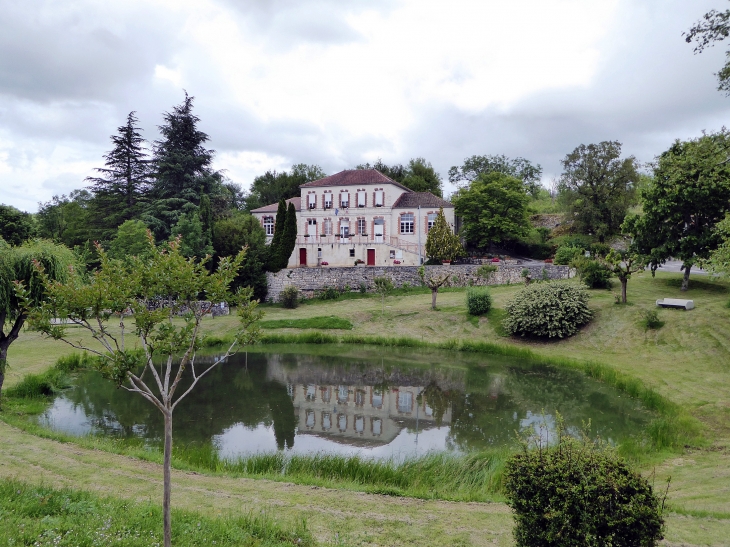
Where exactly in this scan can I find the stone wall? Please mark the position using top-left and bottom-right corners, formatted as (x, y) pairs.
(266, 264), (571, 302)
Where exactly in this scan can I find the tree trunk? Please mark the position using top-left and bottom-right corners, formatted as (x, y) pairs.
(0, 344), (7, 408)
(163, 410), (173, 547)
(621, 278), (628, 303)
(681, 263), (692, 292)
(431, 289), (438, 309)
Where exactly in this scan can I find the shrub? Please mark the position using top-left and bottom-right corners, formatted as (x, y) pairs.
(553, 245), (584, 265)
(359, 282), (367, 294)
(504, 422), (665, 547)
(476, 264), (498, 278)
(503, 281), (593, 338)
(589, 242), (611, 258)
(279, 285), (299, 309)
(640, 309), (665, 330)
(317, 286), (341, 300)
(574, 258), (612, 289)
(466, 287), (492, 316)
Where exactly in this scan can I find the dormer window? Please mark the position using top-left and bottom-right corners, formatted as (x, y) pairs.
(308, 193), (316, 209)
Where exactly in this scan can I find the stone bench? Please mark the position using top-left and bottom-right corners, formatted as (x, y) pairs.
(656, 298), (694, 310)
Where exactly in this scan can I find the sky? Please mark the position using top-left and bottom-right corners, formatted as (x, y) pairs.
(1, 0), (728, 212)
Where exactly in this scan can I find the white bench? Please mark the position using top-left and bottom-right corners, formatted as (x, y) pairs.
(656, 298), (694, 310)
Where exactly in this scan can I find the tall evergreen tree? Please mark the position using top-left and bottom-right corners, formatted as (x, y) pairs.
(281, 201), (298, 269)
(199, 192), (213, 252)
(86, 112), (152, 238)
(148, 92), (220, 239)
(266, 199), (288, 272)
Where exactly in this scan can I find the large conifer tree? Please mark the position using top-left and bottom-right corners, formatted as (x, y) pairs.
(86, 112), (152, 238)
(281, 201), (298, 268)
(266, 199), (287, 272)
(148, 92), (220, 239)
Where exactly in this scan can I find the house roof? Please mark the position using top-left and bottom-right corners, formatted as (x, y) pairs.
(300, 169), (410, 191)
(250, 197), (301, 214)
(392, 192), (453, 209)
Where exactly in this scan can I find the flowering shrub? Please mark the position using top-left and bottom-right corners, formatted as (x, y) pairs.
(491, 257), (500, 263)
(320, 261), (329, 266)
(393, 260), (401, 264)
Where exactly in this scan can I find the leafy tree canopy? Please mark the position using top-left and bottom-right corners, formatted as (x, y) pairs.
(36, 190), (94, 249)
(244, 164), (326, 211)
(109, 220), (152, 261)
(704, 213), (730, 276)
(558, 141), (639, 242)
(452, 172), (531, 251)
(0, 204), (35, 246)
(170, 211), (213, 259)
(448, 154), (543, 198)
(685, 5), (730, 93)
(357, 157), (443, 196)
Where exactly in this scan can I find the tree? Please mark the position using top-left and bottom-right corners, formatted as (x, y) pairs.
(281, 201), (298, 268)
(373, 276), (394, 315)
(266, 199), (288, 272)
(356, 159), (407, 183)
(0, 240), (75, 403)
(452, 172), (531, 251)
(425, 207), (464, 263)
(629, 130), (730, 291)
(170, 211), (213, 259)
(704, 214), (730, 276)
(0, 204), (35, 246)
(685, 6), (730, 93)
(243, 164), (326, 211)
(28, 238), (262, 547)
(418, 265), (452, 310)
(199, 192), (213, 253)
(558, 141), (639, 242)
(449, 154), (543, 198)
(86, 111), (152, 238)
(600, 248), (646, 303)
(37, 191), (94, 249)
(402, 158), (443, 196)
(109, 220), (152, 260)
(213, 214), (268, 302)
(149, 92), (221, 239)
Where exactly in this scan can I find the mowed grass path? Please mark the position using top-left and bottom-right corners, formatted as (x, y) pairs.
(3, 271), (730, 544)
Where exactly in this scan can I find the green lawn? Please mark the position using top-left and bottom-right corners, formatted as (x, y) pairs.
(2, 271), (730, 545)
(259, 315), (353, 329)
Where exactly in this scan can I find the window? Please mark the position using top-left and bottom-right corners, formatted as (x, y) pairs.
(322, 412), (331, 430)
(398, 391), (413, 413)
(400, 213), (414, 234)
(355, 415), (365, 434)
(341, 193), (349, 208)
(427, 213), (438, 232)
(357, 218), (366, 235)
(308, 193), (316, 209)
(306, 384), (316, 401)
(357, 191), (366, 207)
(263, 216), (274, 236)
(372, 418), (382, 436)
(321, 386), (331, 402)
(372, 390), (383, 408)
(355, 390), (365, 407)
(324, 193), (332, 209)
(317, 248), (322, 258)
(323, 219), (333, 235)
(338, 385), (349, 403)
(308, 218), (316, 235)
(338, 414), (347, 431)
(305, 410), (315, 429)
(375, 191), (384, 207)
(349, 248), (355, 257)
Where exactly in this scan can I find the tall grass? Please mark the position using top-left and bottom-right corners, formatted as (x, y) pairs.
(4, 353), (96, 399)
(0, 478), (313, 547)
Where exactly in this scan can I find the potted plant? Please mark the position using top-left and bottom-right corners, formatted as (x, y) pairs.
(393, 260), (401, 265)
(321, 261), (329, 266)
(303, 234), (310, 238)
(354, 259), (365, 266)
(321, 233), (327, 238)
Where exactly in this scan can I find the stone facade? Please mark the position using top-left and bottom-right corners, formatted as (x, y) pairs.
(265, 264), (571, 302)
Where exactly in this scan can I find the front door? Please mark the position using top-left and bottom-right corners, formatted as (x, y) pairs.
(367, 248), (375, 266)
(299, 248), (307, 267)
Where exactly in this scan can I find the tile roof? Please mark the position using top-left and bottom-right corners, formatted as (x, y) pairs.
(392, 192), (454, 209)
(300, 169), (410, 191)
(250, 196), (301, 214)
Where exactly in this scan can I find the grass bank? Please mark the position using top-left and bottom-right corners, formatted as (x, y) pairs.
(259, 316), (353, 330)
(0, 478), (312, 547)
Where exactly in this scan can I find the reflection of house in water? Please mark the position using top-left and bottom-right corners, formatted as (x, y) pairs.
(268, 357), (456, 446)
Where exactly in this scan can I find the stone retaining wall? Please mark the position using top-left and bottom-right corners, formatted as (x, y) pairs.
(266, 264), (571, 302)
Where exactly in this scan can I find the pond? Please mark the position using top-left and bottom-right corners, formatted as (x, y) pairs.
(38, 344), (653, 459)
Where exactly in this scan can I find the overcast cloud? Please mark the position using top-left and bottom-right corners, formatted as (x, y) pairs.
(0, 0), (728, 212)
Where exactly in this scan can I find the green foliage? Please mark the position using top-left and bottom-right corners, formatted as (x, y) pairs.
(356, 157), (443, 196)
(503, 281), (593, 338)
(170, 211), (213, 258)
(109, 220), (152, 260)
(36, 191), (94, 249)
(475, 264), (498, 278)
(453, 172), (531, 250)
(640, 309), (664, 330)
(629, 130), (730, 288)
(0, 479), (313, 547)
(704, 213), (730, 277)
(244, 164), (326, 211)
(373, 276), (394, 314)
(282, 201), (298, 266)
(504, 422), (665, 547)
(279, 285), (300, 309)
(317, 286), (342, 300)
(267, 199), (288, 272)
(553, 245), (584, 265)
(573, 259), (613, 289)
(449, 154), (543, 198)
(425, 207), (464, 262)
(558, 141), (639, 241)
(685, 7), (730, 94)
(260, 316), (353, 330)
(466, 287), (492, 316)
(0, 204), (35, 246)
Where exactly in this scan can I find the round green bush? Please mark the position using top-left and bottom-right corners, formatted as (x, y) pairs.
(504, 426), (665, 546)
(503, 281), (593, 338)
(553, 245), (584, 265)
(466, 287), (492, 316)
(279, 285), (299, 309)
(575, 259), (612, 289)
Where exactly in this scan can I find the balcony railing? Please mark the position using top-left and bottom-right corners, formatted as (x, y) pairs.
(296, 235), (424, 255)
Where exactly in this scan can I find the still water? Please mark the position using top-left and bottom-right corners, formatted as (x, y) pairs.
(38, 345), (652, 459)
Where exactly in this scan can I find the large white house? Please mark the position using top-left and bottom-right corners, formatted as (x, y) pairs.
(251, 169), (455, 267)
